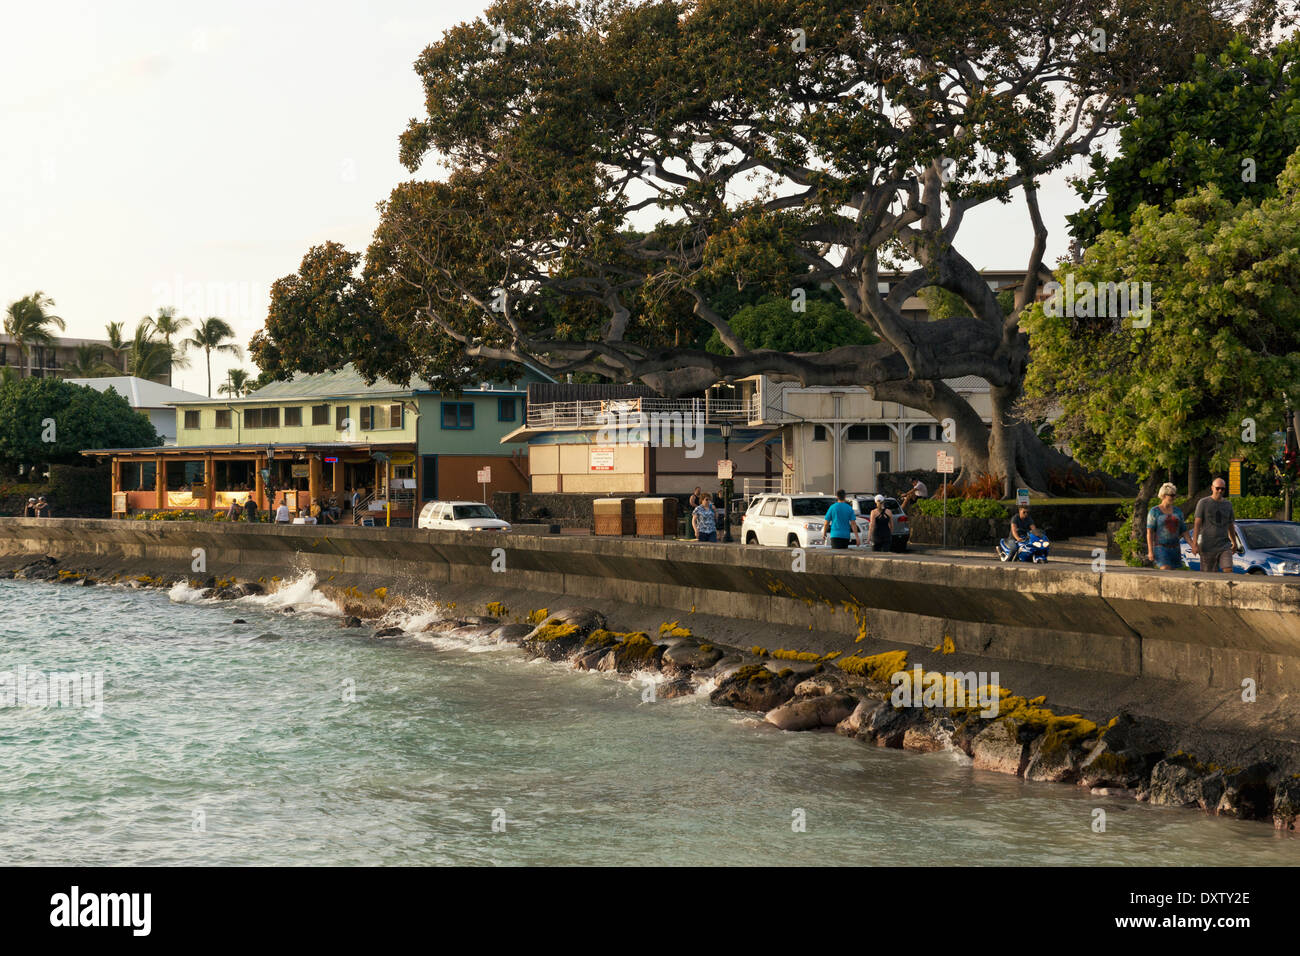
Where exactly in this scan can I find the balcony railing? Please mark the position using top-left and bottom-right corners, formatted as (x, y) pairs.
(526, 397), (757, 430)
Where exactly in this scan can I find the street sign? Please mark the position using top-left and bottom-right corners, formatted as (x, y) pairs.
(476, 467), (491, 484)
(1017, 488), (1030, 509)
(717, 459), (734, 480)
(936, 452), (955, 474)
(590, 447), (615, 472)
(1229, 458), (1242, 496)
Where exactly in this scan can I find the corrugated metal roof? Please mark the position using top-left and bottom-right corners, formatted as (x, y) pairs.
(66, 376), (209, 408)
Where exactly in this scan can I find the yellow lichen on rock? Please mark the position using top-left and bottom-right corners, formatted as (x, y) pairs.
(836, 649), (909, 682)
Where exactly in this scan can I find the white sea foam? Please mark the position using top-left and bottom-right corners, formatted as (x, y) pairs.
(239, 571), (340, 616)
(167, 581), (207, 604)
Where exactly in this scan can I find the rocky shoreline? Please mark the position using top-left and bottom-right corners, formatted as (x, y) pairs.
(7, 555), (1299, 833)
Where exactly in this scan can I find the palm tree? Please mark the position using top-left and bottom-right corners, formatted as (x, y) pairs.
(149, 307), (191, 370)
(125, 319), (176, 382)
(218, 367), (253, 397)
(182, 317), (242, 397)
(104, 321), (128, 374)
(4, 292), (65, 377)
(65, 344), (108, 378)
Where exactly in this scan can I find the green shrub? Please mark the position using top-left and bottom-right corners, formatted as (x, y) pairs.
(1233, 496), (1281, 519)
(914, 497), (1006, 519)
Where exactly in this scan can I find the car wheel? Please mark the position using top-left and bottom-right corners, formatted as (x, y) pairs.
(788, 534), (801, 548)
(1247, 567), (1266, 575)
(745, 532), (758, 545)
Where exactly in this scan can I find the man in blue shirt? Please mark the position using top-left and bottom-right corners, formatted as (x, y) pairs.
(822, 489), (860, 549)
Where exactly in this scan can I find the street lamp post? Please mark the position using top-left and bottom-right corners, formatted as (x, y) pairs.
(719, 420), (733, 543)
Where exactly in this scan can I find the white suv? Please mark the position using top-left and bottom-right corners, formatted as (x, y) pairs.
(417, 500), (511, 532)
(740, 494), (839, 547)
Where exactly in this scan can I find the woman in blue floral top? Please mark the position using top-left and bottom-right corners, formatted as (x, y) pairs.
(1146, 482), (1192, 570)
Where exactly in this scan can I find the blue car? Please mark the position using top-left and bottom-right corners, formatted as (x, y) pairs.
(1179, 519), (1300, 575)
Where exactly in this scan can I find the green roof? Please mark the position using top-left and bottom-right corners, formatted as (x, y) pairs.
(245, 365), (420, 401)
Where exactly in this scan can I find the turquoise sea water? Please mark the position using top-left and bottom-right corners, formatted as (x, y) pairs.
(0, 577), (1295, 866)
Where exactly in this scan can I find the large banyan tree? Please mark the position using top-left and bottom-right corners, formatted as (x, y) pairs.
(253, 0), (1284, 493)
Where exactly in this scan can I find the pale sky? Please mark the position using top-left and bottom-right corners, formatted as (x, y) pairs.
(1, 1), (1089, 395)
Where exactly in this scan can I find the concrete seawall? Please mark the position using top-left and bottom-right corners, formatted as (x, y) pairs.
(2, 517), (1298, 698)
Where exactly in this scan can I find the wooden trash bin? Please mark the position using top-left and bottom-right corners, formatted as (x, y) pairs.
(593, 497), (636, 536)
(635, 497), (679, 537)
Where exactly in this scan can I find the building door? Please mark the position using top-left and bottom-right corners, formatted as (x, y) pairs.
(421, 455), (438, 500)
(873, 450), (890, 492)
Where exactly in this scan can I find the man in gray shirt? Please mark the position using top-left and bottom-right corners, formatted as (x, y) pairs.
(1193, 479), (1244, 572)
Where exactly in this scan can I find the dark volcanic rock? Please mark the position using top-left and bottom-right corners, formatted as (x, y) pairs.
(836, 699), (882, 738)
(1147, 755), (1208, 808)
(601, 638), (666, 674)
(232, 619), (248, 624)
(971, 719), (1030, 776)
(571, 647), (610, 671)
(372, 626), (405, 638)
(490, 623), (533, 644)
(661, 641), (725, 674)
(342, 616), (363, 628)
(238, 582), (265, 596)
(1272, 777), (1300, 831)
(656, 678), (696, 700)
(1215, 763), (1278, 820)
(709, 664), (799, 713)
(903, 717), (955, 754)
(765, 693), (857, 731)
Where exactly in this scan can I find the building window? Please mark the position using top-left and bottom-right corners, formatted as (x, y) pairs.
(335, 406), (350, 431)
(909, 423), (942, 441)
(388, 403), (403, 429)
(312, 404), (330, 426)
(215, 410), (232, 429)
(284, 407), (302, 427)
(360, 405), (373, 430)
(846, 424), (892, 442)
(498, 397), (516, 422)
(120, 461), (156, 491)
(441, 402), (474, 429)
(812, 424), (827, 442)
(245, 407), (280, 429)
(183, 410), (200, 429)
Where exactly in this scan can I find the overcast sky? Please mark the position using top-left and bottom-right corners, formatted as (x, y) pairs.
(1, 1), (1090, 394)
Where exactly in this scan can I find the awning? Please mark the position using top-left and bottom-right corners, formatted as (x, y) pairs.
(739, 425), (786, 453)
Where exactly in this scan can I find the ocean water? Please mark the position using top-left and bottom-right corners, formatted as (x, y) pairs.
(0, 576), (1295, 866)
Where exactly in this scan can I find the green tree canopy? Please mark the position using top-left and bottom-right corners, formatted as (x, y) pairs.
(1023, 148), (1300, 512)
(254, 0), (1278, 492)
(704, 295), (877, 354)
(0, 377), (159, 472)
(1069, 36), (1300, 244)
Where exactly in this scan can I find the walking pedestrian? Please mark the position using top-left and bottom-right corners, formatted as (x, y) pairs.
(243, 496), (259, 523)
(225, 498), (241, 522)
(868, 494), (893, 552)
(1193, 478), (1243, 573)
(22, 497), (36, 517)
(34, 496), (50, 518)
(1146, 482), (1192, 570)
(274, 498), (291, 524)
(692, 492), (718, 542)
(822, 489), (860, 549)
(688, 486), (703, 508)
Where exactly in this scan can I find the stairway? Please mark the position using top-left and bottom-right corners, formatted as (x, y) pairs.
(1048, 531), (1114, 561)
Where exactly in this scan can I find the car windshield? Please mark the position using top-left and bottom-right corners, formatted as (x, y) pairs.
(452, 505), (497, 520)
(1241, 522), (1300, 550)
(792, 497), (836, 516)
